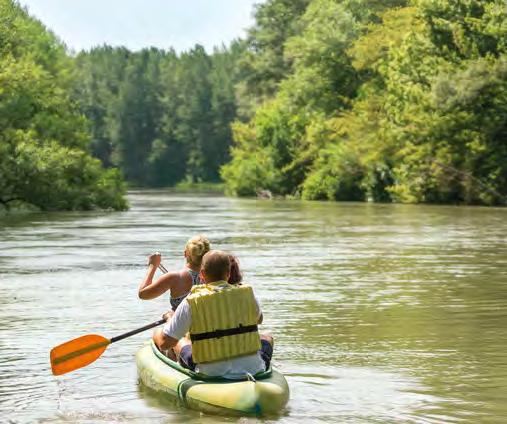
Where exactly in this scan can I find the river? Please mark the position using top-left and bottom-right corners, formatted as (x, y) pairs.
(1, 191), (506, 423)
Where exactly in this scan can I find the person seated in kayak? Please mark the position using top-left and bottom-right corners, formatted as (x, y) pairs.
(227, 253), (243, 285)
(153, 250), (273, 379)
(138, 235), (210, 311)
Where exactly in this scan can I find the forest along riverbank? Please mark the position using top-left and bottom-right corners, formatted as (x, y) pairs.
(1, 191), (506, 422)
(3, 1), (505, 213)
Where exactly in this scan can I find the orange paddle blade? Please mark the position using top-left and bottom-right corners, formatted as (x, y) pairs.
(50, 334), (110, 376)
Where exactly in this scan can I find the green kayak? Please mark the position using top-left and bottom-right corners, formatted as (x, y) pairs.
(136, 340), (290, 415)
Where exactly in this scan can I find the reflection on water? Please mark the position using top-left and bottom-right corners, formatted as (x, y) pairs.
(1, 191), (506, 422)
(285, 364), (441, 422)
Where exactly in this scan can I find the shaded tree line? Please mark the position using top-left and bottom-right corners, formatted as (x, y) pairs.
(2, 0), (506, 211)
(74, 42), (244, 187)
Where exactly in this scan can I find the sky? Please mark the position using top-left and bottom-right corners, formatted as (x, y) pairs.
(18, 0), (263, 53)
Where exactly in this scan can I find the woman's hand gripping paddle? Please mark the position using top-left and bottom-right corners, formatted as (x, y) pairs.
(50, 263), (168, 376)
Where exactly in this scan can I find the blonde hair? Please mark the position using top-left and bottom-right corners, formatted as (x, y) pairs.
(185, 235), (211, 267)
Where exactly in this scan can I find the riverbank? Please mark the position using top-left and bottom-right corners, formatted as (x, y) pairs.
(172, 181), (225, 193)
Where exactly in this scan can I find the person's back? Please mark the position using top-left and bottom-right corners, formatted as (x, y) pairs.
(168, 266), (201, 311)
(153, 250), (273, 379)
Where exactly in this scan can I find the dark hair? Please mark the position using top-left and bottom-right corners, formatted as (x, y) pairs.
(228, 254), (243, 284)
(201, 250), (230, 282)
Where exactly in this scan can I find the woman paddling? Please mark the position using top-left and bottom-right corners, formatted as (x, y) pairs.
(138, 235), (211, 311)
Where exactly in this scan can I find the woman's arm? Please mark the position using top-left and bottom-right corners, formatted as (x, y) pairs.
(138, 253), (176, 300)
(139, 269), (182, 299)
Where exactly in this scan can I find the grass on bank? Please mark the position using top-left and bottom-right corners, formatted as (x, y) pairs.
(171, 182), (226, 193)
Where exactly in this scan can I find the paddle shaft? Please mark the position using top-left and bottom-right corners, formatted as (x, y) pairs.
(110, 319), (166, 343)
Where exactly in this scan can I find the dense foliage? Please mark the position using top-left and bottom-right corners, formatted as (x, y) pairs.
(2, 0), (506, 209)
(74, 43), (243, 187)
(0, 0), (127, 211)
(223, 0), (507, 205)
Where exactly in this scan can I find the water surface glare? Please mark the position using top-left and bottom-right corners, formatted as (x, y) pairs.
(1, 191), (506, 423)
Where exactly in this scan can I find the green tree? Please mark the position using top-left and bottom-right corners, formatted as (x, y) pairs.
(239, 0), (311, 101)
(74, 46), (130, 167)
(110, 49), (164, 185)
(225, 0), (507, 206)
(224, 0), (362, 197)
(0, 0), (126, 211)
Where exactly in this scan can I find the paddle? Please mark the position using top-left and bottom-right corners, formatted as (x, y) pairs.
(50, 262), (169, 376)
(50, 319), (165, 375)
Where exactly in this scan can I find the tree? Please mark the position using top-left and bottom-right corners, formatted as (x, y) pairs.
(0, 0), (127, 211)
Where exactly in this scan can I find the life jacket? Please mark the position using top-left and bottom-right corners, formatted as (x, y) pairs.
(187, 281), (261, 363)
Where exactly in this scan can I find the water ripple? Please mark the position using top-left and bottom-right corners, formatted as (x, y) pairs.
(1, 192), (506, 422)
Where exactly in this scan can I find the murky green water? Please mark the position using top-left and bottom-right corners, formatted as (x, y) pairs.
(1, 191), (506, 423)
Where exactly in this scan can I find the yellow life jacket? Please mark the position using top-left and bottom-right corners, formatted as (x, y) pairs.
(187, 281), (261, 363)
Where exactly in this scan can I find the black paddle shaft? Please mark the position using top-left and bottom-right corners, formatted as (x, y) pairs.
(110, 319), (166, 344)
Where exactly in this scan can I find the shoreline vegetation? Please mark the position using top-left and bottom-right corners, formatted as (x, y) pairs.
(172, 182), (226, 194)
(127, 182), (226, 194)
(1, 0), (506, 212)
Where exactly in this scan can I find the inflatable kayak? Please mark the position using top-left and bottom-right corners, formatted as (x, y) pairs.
(136, 340), (289, 415)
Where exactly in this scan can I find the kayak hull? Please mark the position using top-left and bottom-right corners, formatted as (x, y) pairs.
(136, 341), (289, 415)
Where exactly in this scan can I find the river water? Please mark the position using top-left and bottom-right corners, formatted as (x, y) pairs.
(1, 191), (506, 423)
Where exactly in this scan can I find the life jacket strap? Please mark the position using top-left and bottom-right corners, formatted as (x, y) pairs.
(190, 324), (258, 342)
